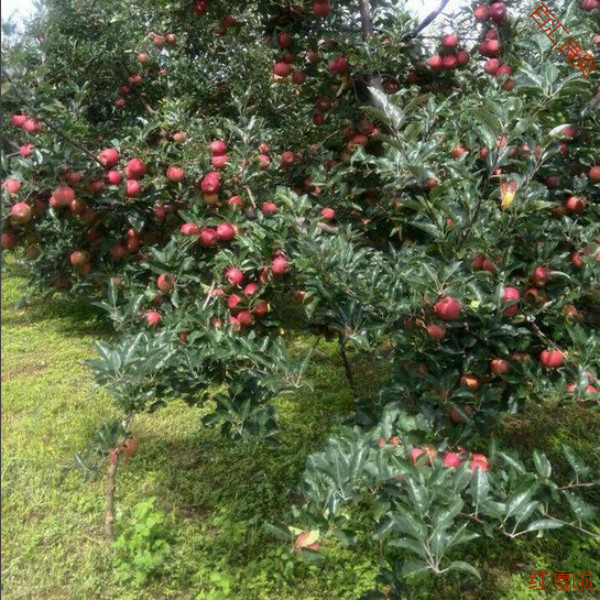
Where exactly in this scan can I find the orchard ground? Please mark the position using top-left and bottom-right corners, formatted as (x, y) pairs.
(2, 265), (599, 600)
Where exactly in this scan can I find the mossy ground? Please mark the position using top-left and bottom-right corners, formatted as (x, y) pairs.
(1, 268), (598, 600)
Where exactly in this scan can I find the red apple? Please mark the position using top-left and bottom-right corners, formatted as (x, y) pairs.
(273, 62), (292, 77)
(157, 273), (175, 292)
(433, 296), (461, 320)
(531, 266), (549, 287)
(564, 195), (585, 213)
(199, 227), (218, 247)
(201, 171), (221, 194)
(456, 50), (470, 66)
(470, 453), (490, 472)
(473, 4), (490, 20)
(126, 179), (142, 197)
(1, 232), (19, 249)
(490, 358), (511, 375)
(99, 148), (120, 167)
(442, 54), (458, 70)
(313, 0), (331, 18)
(127, 158), (147, 179)
(277, 32), (292, 48)
(540, 349), (565, 368)
(106, 170), (122, 185)
(443, 452), (462, 468)
(166, 166), (185, 182)
(211, 154), (229, 169)
(272, 255), (290, 275)
(180, 223), (200, 236)
(262, 202), (278, 216)
(320, 207), (335, 220)
(489, 2), (507, 23)
(590, 166), (600, 184)
(252, 300), (269, 316)
(428, 54), (443, 71)
(441, 34), (459, 49)
(210, 140), (227, 156)
(225, 268), (244, 286)
(70, 250), (90, 267)
(144, 310), (162, 327)
(450, 145), (468, 159)
(502, 287), (520, 316)
(53, 185), (75, 207)
(216, 222), (236, 241)
(11, 202), (32, 223)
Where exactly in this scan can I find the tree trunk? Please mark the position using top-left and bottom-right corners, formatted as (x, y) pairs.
(105, 459), (118, 542)
(358, 0), (383, 91)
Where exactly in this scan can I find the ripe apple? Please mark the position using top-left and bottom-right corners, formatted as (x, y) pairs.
(157, 273), (175, 292)
(272, 255), (290, 275)
(426, 323), (446, 340)
(126, 179), (142, 197)
(1, 232), (19, 249)
(210, 140), (227, 156)
(19, 143), (34, 157)
(277, 32), (292, 48)
(70, 250), (89, 267)
(450, 144), (468, 159)
(489, 2), (507, 22)
(564, 195), (585, 213)
(69, 199), (87, 215)
(2, 179), (22, 194)
(211, 155), (229, 169)
(138, 52), (150, 64)
(173, 131), (187, 143)
(227, 293), (242, 311)
(328, 55), (349, 74)
(23, 118), (37, 132)
(225, 268), (244, 286)
(166, 166), (185, 182)
(216, 223), (236, 241)
(443, 452), (462, 467)
(502, 287), (520, 316)
(496, 65), (513, 78)
(456, 50), (470, 66)
(433, 296), (461, 320)
(442, 54), (458, 70)
(490, 358), (511, 375)
(257, 154), (271, 170)
(11, 202), (32, 223)
(201, 171), (221, 194)
(461, 375), (480, 391)
(273, 62), (292, 77)
(106, 170), (122, 185)
(428, 54), (443, 70)
(228, 195), (244, 209)
(127, 158), (147, 179)
(321, 207), (335, 220)
(531, 266), (549, 287)
(473, 4), (490, 20)
(313, 0), (331, 18)
(199, 227), (218, 247)
(540, 349), (564, 368)
(470, 453), (490, 472)
(441, 34), (459, 49)
(11, 114), (28, 127)
(144, 310), (162, 327)
(590, 166), (600, 183)
(88, 179), (105, 194)
(237, 310), (253, 327)
(252, 300), (269, 316)
(180, 223), (200, 236)
(52, 185), (75, 207)
(292, 70), (307, 84)
(99, 148), (119, 167)
(545, 175), (560, 188)
(262, 202), (278, 216)
(243, 283), (259, 296)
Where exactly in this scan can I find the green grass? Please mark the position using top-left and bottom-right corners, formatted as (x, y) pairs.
(2, 268), (599, 600)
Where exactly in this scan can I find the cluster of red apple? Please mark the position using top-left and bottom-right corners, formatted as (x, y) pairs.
(427, 34), (470, 72)
(9, 113), (44, 158)
(377, 437), (490, 473)
(272, 32), (310, 84)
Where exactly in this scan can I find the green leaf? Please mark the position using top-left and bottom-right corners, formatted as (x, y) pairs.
(561, 445), (589, 478)
(446, 561), (481, 579)
(533, 451), (552, 479)
(525, 519), (563, 533)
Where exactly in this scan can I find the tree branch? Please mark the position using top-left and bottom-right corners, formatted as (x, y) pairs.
(358, 0), (383, 91)
(404, 0), (453, 39)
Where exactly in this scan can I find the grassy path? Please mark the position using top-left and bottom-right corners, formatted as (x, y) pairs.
(2, 268), (599, 600)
